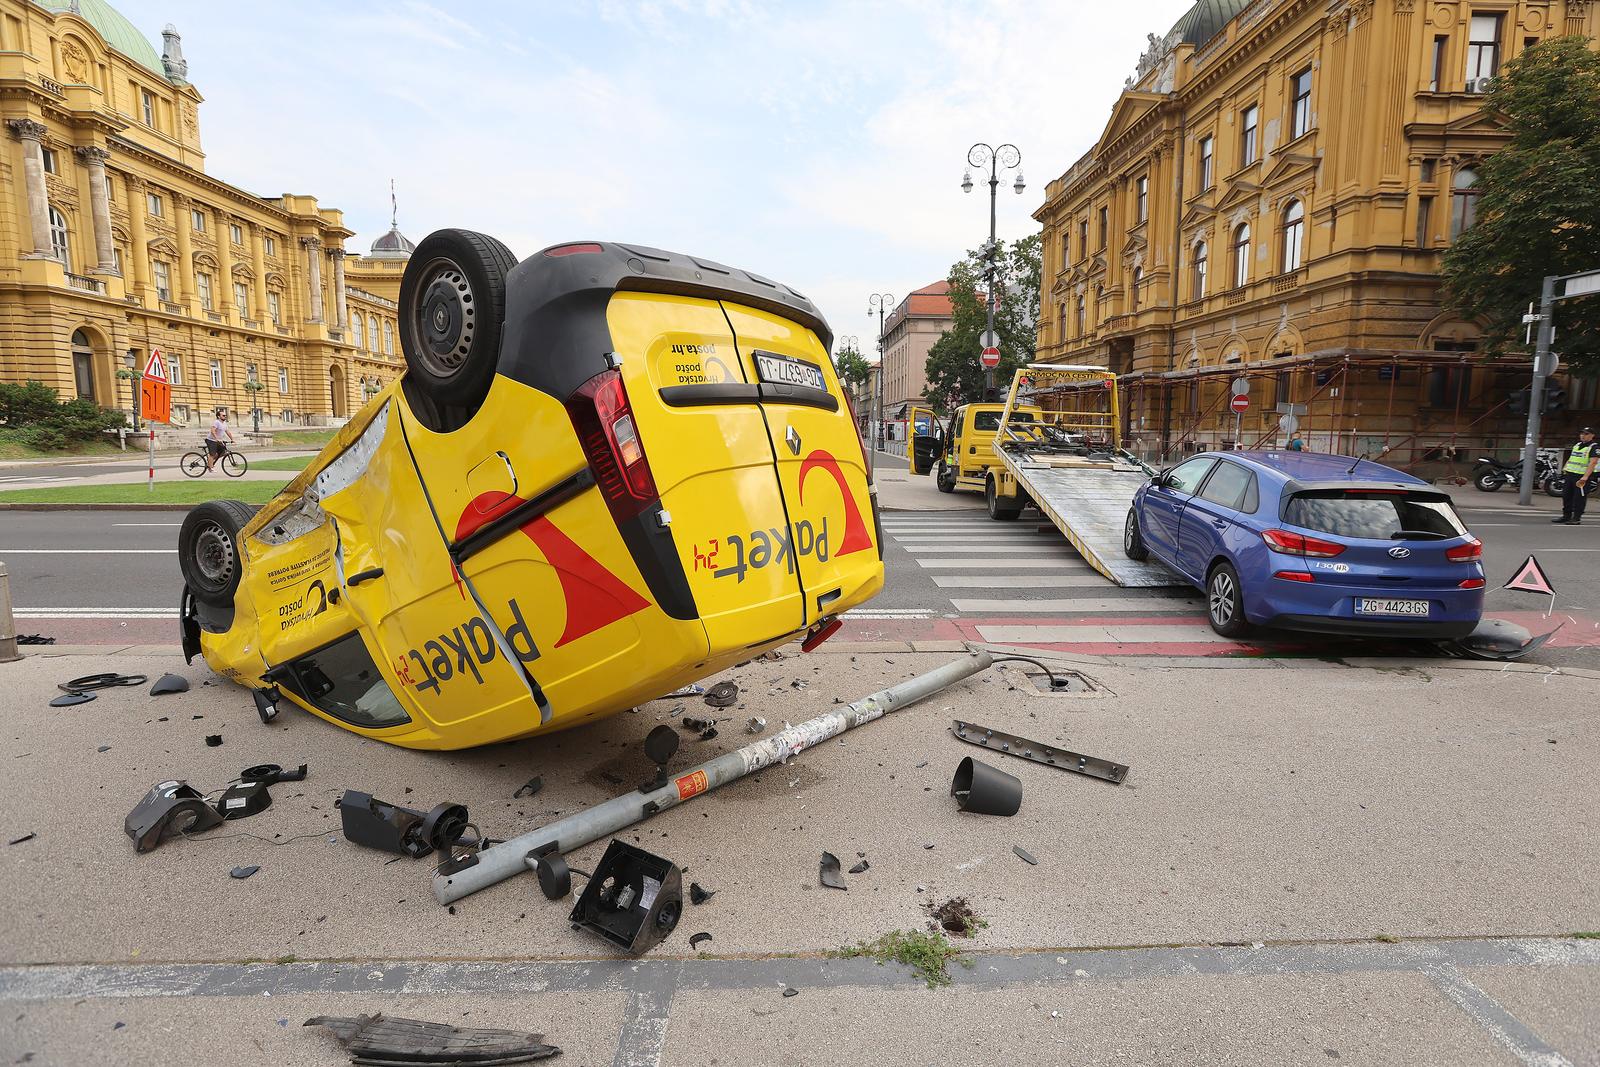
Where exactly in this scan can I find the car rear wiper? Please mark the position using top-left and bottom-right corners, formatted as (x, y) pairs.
(1389, 530), (1452, 540)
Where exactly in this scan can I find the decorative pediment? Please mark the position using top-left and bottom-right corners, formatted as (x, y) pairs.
(1214, 179), (1263, 216)
(230, 262), (255, 280)
(193, 251), (219, 271)
(1087, 254), (1109, 279)
(265, 271), (288, 289)
(1442, 109), (1503, 136)
(147, 237), (179, 258)
(1180, 196), (1217, 230)
(1097, 91), (1165, 153)
(1120, 231), (1149, 264)
(1262, 152), (1319, 191)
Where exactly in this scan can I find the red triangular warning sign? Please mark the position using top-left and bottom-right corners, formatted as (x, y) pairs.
(1504, 555), (1555, 596)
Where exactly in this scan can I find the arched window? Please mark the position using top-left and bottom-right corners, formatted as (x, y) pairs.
(1131, 267), (1143, 311)
(350, 313), (362, 348)
(1230, 223), (1251, 289)
(1075, 295), (1086, 336)
(367, 314), (379, 353)
(48, 206), (70, 269)
(1193, 242), (1208, 300)
(70, 329), (95, 400)
(1281, 200), (1305, 272)
(382, 319), (394, 356)
(1451, 166), (1480, 237)
(1095, 284), (1104, 324)
(1057, 302), (1067, 339)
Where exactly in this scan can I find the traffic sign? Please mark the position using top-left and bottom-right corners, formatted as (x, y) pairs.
(1230, 376), (1249, 397)
(143, 348), (168, 382)
(1278, 413), (1299, 435)
(1229, 394), (1249, 413)
(140, 347), (171, 424)
(980, 347), (1001, 369)
(979, 330), (999, 350)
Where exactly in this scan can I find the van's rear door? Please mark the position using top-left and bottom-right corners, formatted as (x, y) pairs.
(608, 292), (806, 648)
(721, 302), (880, 626)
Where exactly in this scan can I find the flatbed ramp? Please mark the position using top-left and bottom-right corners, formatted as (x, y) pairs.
(1006, 458), (1186, 588)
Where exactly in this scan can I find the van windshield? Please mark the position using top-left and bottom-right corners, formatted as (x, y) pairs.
(974, 411), (1035, 432)
(1283, 490), (1467, 540)
(279, 632), (410, 728)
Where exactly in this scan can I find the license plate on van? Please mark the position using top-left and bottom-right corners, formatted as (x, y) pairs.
(754, 351), (826, 391)
(1354, 598), (1430, 617)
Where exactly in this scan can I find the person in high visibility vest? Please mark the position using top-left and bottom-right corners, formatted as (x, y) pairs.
(1554, 427), (1598, 525)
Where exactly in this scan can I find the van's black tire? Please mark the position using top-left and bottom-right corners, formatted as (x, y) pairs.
(935, 462), (955, 494)
(985, 475), (1022, 520)
(1124, 509), (1149, 560)
(399, 229), (519, 414)
(179, 500), (257, 608)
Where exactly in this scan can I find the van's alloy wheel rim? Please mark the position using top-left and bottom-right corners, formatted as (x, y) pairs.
(1210, 571), (1235, 625)
(412, 259), (476, 378)
(195, 522), (234, 584)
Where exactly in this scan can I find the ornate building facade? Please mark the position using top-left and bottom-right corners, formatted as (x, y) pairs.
(0, 0), (407, 428)
(879, 280), (954, 424)
(1035, 0), (1599, 464)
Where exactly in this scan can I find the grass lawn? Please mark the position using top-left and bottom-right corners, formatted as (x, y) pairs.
(269, 429), (338, 449)
(0, 431), (126, 461)
(0, 479), (289, 505)
(249, 455), (314, 472)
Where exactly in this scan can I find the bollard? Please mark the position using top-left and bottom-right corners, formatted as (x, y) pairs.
(0, 562), (22, 663)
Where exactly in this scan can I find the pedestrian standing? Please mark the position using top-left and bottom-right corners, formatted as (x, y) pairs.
(1286, 431), (1306, 452)
(1553, 427), (1598, 525)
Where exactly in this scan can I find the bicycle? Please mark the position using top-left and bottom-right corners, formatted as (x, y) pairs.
(180, 441), (249, 478)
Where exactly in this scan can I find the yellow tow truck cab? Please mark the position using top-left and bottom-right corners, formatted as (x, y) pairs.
(908, 402), (1044, 496)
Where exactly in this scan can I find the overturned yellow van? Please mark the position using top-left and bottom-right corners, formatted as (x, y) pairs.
(178, 231), (883, 750)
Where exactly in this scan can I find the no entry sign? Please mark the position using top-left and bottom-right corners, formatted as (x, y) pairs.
(981, 347), (1001, 369)
(1229, 394), (1250, 413)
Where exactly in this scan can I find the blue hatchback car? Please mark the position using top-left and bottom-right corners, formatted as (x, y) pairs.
(1124, 451), (1485, 639)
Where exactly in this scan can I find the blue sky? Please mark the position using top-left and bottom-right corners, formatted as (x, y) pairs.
(115, 0), (1193, 352)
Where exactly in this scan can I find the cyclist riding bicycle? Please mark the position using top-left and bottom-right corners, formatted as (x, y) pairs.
(205, 408), (235, 472)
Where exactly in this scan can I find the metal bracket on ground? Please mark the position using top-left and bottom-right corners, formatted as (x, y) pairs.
(950, 719), (1128, 784)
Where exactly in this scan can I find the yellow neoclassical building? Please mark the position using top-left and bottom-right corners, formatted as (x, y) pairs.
(0, 0), (409, 429)
(1035, 0), (1599, 464)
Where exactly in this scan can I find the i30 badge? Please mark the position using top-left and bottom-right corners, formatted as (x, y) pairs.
(1388, 546), (1411, 558)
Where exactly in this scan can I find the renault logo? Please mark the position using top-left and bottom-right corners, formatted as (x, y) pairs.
(786, 426), (801, 456)
(1388, 546), (1411, 559)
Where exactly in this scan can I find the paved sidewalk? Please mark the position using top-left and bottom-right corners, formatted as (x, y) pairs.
(873, 449), (982, 512)
(1, 645), (1596, 1064)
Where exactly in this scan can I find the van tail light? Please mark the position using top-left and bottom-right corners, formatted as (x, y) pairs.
(1273, 570), (1314, 583)
(842, 392), (873, 484)
(1262, 529), (1346, 558)
(544, 243), (604, 257)
(566, 369), (658, 522)
(1459, 577), (1486, 589)
(1446, 538), (1483, 562)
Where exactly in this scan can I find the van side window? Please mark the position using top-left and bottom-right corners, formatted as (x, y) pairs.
(276, 632), (410, 728)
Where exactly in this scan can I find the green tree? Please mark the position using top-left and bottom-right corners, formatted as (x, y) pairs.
(1444, 36), (1600, 368)
(832, 345), (871, 390)
(923, 233), (1042, 411)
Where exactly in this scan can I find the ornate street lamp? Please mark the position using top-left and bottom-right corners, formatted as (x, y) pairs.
(964, 142), (1023, 398)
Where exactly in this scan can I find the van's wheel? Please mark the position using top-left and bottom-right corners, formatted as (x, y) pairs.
(399, 229), (519, 414)
(935, 462), (955, 494)
(1206, 561), (1251, 638)
(1124, 509), (1148, 560)
(179, 500), (258, 608)
(985, 475), (1022, 520)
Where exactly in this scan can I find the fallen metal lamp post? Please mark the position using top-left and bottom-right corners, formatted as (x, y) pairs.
(433, 649), (995, 905)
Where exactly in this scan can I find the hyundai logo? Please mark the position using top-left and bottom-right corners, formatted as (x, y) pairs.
(1388, 546), (1411, 559)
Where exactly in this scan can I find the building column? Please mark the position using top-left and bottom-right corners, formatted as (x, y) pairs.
(74, 145), (116, 272)
(7, 119), (54, 258)
(123, 174), (151, 294)
(302, 236), (324, 322)
(249, 222), (268, 324)
(173, 193), (195, 307)
(216, 212), (235, 319)
(331, 249), (348, 328)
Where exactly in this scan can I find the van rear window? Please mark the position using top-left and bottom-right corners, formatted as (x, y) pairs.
(1283, 490), (1467, 540)
(974, 411), (1034, 432)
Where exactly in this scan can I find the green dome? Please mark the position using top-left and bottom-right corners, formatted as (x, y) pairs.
(1169, 0), (1251, 47)
(37, 0), (165, 78)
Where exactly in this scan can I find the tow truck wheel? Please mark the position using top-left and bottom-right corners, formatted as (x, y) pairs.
(935, 462), (955, 494)
(985, 474), (1022, 521)
(399, 228), (519, 413)
(1123, 510), (1149, 560)
(179, 500), (257, 608)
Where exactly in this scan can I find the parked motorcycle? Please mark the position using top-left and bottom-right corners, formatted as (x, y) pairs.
(1471, 452), (1558, 492)
(1541, 469), (1599, 499)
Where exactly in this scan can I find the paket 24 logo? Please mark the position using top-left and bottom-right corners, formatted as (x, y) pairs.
(691, 449), (872, 582)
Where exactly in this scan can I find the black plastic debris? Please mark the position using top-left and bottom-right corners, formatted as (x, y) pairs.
(569, 840), (683, 955)
(1013, 845), (1039, 866)
(849, 859), (870, 874)
(513, 775), (544, 799)
(689, 882), (715, 905)
(951, 757), (1022, 817)
(230, 865), (260, 880)
(689, 932), (713, 950)
(819, 851), (847, 890)
(1446, 618), (1558, 661)
(97, 745), (111, 753)
(204, 734), (223, 747)
(149, 674), (190, 696)
(215, 764), (308, 822)
(782, 987), (799, 998)
(305, 1014), (559, 1064)
(704, 681), (740, 708)
(337, 790), (473, 859)
(699, 726), (718, 741)
(9, 832), (36, 846)
(125, 780), (223, 853)
(48, 692), (96, 707)
(241, 763), (308, 784)
(681, 716), (716, 731)
(17, 634), (55, 645)
(59, 672), (147, 695)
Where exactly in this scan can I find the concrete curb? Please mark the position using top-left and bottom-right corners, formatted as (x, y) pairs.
(0, 502), (195, 511)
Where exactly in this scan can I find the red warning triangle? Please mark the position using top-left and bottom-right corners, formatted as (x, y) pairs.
(1504, 555), (1555, 596)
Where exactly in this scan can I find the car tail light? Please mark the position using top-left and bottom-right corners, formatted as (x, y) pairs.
(566, 370), (658, 522)
(842, 392), (873, 484)
(1262, 529), (1346, 558)
(1459, 577), (1486, 589)
(1273, 570), (1314, 583)
(1446, 538), (1483, 562)
(544, 243), (604, 257)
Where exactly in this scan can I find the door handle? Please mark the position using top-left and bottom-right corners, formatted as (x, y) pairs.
(348, 567), (384, 586)
(1211, 520), (1228, 530)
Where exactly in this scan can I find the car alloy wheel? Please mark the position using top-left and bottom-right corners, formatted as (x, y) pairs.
(1209, 568), (1237, 628)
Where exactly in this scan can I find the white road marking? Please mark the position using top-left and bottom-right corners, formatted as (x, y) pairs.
(897, 545), (1079, 555)
(0, 549), (176, 554)
(112, 523), (183, 527)
(977, 623), (1233, 643)
(916, 558), (1097, 569)
(16, 610), (179, 619)
(952, 598), (1199, 613)
(933, 575), (1115, 587)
